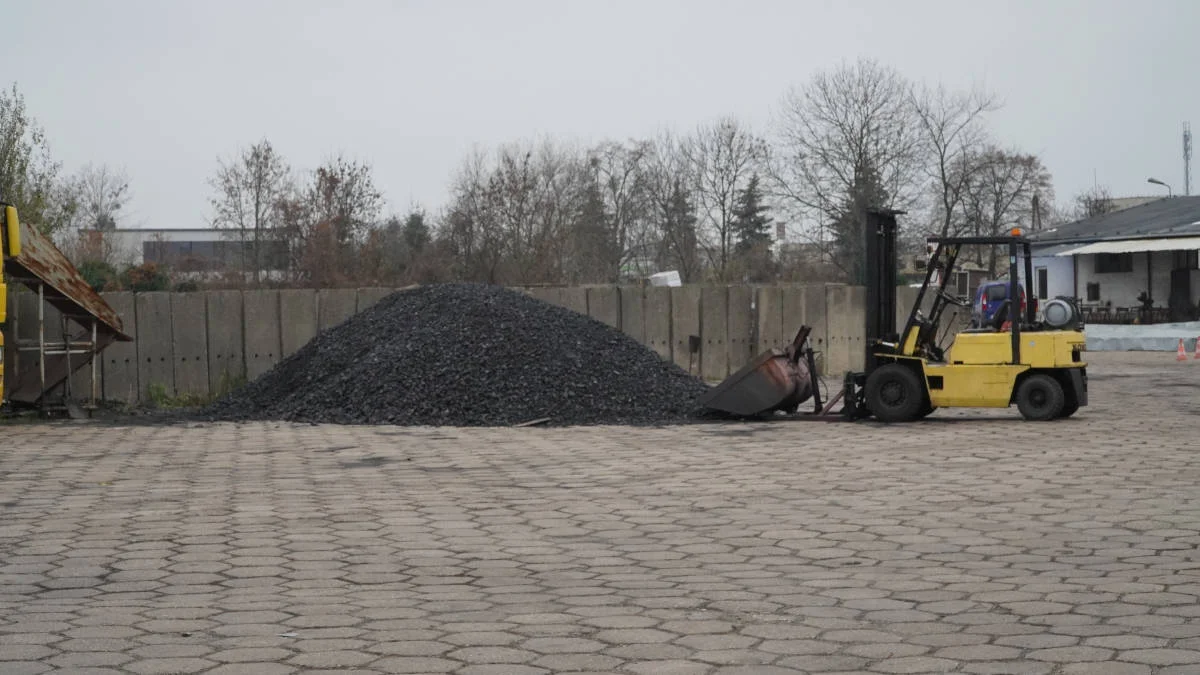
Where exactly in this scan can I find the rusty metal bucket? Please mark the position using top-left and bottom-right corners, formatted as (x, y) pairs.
(697, 326), (820, 417)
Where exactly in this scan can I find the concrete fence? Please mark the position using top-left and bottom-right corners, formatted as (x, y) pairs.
(6, 283), (931, 405)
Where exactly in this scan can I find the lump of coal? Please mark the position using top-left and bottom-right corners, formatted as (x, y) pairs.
(202, 283), (710, 427)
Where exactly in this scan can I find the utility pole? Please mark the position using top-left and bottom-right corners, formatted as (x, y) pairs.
(1184, 122), (1192, 196)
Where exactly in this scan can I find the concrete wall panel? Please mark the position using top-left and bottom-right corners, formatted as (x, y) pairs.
(100, 292), (138, 402)
(244, 290), (282, 380)
(171, 293), (209, 398)
(700, 285), (729, 381)
(846, 285), (867, 372)
(586, 286), (621, 329)
(560, 287), (588, 315)
(206, 291), (245, 395)
(528, 287), (560, 308)
(135, 292), (174, 400)
(618, 286), (645, 343)
(727, 285), (755, 372)
(756, 286), (785, 355)
(356, 287), (393, 313)
(801, 285), (828, 375)
(317, 288), (358, 332)
(670, 286), (701, 373)
(824, 284), (855, 376)
(279, 289), (317, 357)
(644, 286), (672, 363)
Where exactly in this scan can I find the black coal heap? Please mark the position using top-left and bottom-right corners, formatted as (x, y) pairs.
(203, 283), (710, 427)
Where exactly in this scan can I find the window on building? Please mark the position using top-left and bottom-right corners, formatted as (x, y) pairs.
(1094, 253), (1133, 274)
(1172, 249), (1199, 270)
(1036, 267), (1048, 300)
(1086, 282), (1101, 302)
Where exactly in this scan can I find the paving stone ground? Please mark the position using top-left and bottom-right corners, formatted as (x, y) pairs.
(1, 351), (1198, 674)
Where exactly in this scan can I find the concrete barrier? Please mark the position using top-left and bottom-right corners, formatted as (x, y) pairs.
(100, 292), (138, 402)
(244, 290), (282, 380)
(618, 285), (645, 343)
(18, 282), (942, 405)
(700, 285), (729, 381)
(135, 292), (174, 400)
(586, 286), (621, 329)
(317, 288), (358, 332)
(356, 287), (393, 312)
(206, 291), (245, 395)
(171, 293), (209, 398)
(644, 286), (672, 363)
(727, 285), (754, 371)
(279, 289), (317, 358)
(670, 286), (701, 374)
(756, 286), (784, 356)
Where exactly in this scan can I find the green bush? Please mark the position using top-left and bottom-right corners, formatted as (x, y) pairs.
(78, 260), (120, 292)
(120, 263), (171, 292)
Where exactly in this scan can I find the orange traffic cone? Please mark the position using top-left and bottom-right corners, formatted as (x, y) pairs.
(1178, 339), (1188, 361)
(1195, 337), (1200, 360)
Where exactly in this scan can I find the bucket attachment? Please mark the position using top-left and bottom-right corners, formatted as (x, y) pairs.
(698, 326), (822, 418)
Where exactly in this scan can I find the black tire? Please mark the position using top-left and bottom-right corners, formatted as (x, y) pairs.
(865, 363), (926, 423)
(1016, 373), (1065, 421)
(916, 404), (937, 419)
(1059, 388), (1080, 418)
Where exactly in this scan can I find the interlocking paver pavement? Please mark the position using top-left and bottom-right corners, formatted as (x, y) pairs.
(1, 352), (1198, 673)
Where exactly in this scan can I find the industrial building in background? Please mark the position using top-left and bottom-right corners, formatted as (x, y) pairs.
(1031, 197), (1200, 323)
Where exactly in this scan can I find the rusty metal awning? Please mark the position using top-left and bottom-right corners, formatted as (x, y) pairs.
(4, 221), (132, 405)
(4, 221), (131, 342)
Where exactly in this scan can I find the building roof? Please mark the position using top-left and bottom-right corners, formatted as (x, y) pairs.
(1032, 196), (1200, 245)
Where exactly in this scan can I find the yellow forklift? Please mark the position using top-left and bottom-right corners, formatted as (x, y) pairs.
(699, 209), (1088, 422)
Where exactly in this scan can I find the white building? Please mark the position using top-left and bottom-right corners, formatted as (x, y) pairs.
(1030, 197), (1200, 323)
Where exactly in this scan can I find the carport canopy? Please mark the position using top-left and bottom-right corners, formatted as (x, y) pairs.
(1054, 235), (1200, 256)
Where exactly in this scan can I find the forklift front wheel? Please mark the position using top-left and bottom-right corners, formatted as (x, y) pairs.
(1016, 373), (1065, 421)
(865, 363), (925, 423)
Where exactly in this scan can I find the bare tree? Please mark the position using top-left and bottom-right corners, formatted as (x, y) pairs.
(437, 138), (591, 285)
(588, 139), (653, 280)
(961, 146), (1054, 274)
(911, 82), (999, 236)
(55, 163), (134, 268)
(1072, 184), (1117, 219)
(208, 140), (293, 284)
(683, 116), (768, 281)
(767, 58), (924, 282)
(641, 131), (702, 281)
(70, 163), (131, 231)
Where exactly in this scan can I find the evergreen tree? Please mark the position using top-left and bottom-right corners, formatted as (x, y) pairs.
(659, 180), (700, 281)
(573, 179), (615, 283)
(829, 163), (890, 284)
(402, 209), (431, 253)
(732, 174), (771, 255)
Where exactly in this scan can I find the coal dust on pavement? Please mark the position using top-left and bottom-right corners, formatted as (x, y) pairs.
(202, 283), (711, 427)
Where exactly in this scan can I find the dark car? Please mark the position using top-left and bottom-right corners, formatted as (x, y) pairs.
(971, 280), (1026, 328)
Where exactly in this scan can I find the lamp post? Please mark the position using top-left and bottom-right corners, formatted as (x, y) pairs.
(1148, 177), (1173, 197)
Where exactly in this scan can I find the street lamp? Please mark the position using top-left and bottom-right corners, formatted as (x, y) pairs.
(1148, 177), (1173, 197)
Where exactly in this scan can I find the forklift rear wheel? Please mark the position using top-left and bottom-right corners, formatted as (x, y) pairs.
(1016, 374), (1065, 421)
(865, 364), (925, 423)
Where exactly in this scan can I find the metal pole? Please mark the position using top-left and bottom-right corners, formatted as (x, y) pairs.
(62, 313), (71, 403)
(90, 320), (98, 409)
(37, 284), (45, 406)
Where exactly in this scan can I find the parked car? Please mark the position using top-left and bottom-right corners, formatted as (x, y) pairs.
(971, 280), (1026, 328)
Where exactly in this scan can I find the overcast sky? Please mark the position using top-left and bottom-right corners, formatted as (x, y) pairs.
(8, 0), (1199, 230)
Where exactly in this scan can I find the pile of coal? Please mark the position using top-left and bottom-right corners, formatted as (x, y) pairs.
(202, 283), (711, 427)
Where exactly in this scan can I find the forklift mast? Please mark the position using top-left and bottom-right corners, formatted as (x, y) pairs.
(863, 209), (900, 374)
